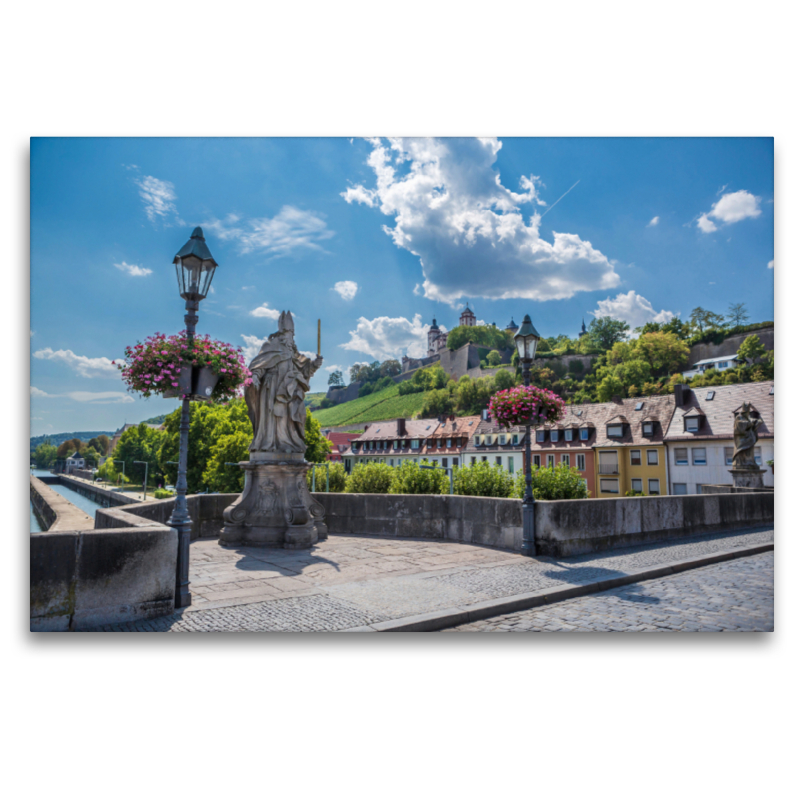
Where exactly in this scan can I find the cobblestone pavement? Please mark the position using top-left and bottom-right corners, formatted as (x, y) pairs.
(92, 525), (774, 632)
(446, 552), (774, 632)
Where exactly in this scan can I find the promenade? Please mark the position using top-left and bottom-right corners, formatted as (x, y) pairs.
(93, 525), (774, 632)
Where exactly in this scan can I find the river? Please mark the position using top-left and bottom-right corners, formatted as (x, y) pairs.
(30, 469), (106, 531)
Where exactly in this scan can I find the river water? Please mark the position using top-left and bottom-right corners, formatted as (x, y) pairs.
(30, 469), (106, 531)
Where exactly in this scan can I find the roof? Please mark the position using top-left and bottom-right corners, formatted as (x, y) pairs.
(592, 395), (675, 447)
(664, 381), (774, 441)
(325, 432), (360, 447)
(692, 355), (741, 366)
(356, 418), (442, 442)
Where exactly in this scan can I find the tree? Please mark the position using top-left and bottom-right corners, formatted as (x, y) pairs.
(419, 388), (455, 418)
(727, 302), (749, 326)
(56, 438), (82, 459)
(327, 370), (344, 387)
(446, 324), (512, 351)
(304, 408), (332, 463)
(738, 334), (767, 364)
(597, 374), (625, 402)
(689, 307), (725, 332)
(486, 349), (502, 366)
(588, 317), (630, 351)
(115, 422), (165, 487)
(380, 359), (402, 377)
(202, 431), (250, 493)
(632, 332), (690, 375)
(493, 368), (516, 391)
(33, 442), (57, 468)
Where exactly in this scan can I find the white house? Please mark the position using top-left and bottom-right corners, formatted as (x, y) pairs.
(65, 450), (85, 473)
(682, 354), (742, 379)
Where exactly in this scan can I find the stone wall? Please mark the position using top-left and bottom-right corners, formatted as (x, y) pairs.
(30, 524), (177, 631)
(55, 474), (138, 508)
(30, 476), (94, 532)
(687, 325), (774, 366)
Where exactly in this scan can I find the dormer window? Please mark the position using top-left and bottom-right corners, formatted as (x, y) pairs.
(512, 434), (519, 445)
(549, 430), (559, 442)
(499, 434), (507, 445)
(607, 424), (623, 437)
(580, 428), (590, 441)
(536, 431), (545, 443)
(411, 439), (420, 449)
(393, 440), (399, 450)
(642, 421), (655, 437)
(684, 413), (703, 432)
(474, 435), (481, 446)
(564, 429), (574, 442)
(447, 438), (452, 448)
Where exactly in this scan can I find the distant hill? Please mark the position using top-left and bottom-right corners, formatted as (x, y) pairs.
(304, 392), (327, 408)
(139, 414), (168, 425)
(30, 430), (114, 452)
(311, 384), (431, 427)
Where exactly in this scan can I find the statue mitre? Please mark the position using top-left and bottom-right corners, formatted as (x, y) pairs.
(278, 310), (295, 335)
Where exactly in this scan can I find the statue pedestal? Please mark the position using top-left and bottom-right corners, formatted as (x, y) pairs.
(728, 467), (766, 490)
(220, 454), (328, 548)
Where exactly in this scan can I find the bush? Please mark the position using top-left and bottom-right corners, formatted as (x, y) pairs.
(346, 462), (395, 493)
(153, 488), (176, 499)
(625, 490), (644, 497)
(358, 382), (374, 397)
(318, 397), (334, 409)
(453, 462), (514, 498)
(306, 462), (347, 492)
(390, 460), (449, 495)
(512, 463), (589, 500)
(568, 359), (585, 375)
(486, 350), (503, 366)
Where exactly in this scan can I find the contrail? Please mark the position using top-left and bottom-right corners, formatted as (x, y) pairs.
(540, 180), (580, 218)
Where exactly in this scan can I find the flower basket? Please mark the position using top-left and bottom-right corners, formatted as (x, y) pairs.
(488, 385), (565, 429)
(116, 332), (252, 403)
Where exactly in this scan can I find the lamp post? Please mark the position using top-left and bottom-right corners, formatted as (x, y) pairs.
(167, 227), (218, 609)
(514, 314), (541, 558)
(133, 460), (149, 501)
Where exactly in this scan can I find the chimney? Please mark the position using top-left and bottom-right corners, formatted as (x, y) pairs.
(611, 395), (622, 404)
(396, 418), (406, 437)
(674, 384), (689, 406)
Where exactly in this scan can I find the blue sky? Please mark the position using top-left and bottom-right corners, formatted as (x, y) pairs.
(30, 137), (774, 437)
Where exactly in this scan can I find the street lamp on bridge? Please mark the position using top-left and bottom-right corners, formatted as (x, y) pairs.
(514, 314), (541, 558)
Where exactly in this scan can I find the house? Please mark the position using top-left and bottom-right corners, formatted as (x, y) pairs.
(324, 431), (362, 466)
(682, 354), (742, 379)
(461, 418), (528, 475)
(664, 382), (774, 494)
(65, 450), (85, 473)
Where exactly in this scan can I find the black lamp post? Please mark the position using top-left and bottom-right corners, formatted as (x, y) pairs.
(167, 227), (218, 609)
(514, 314), (541, 558)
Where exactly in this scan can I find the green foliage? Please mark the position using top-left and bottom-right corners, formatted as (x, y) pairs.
(454, 375), (495, 415)
(390, 460), (450, 495)
(398, 364), (449, 395)
(346, 462), (395, 493)
(202, 431), (250, 493)
(446, 324), (513, 351)
(633, 332), (689, 375)
(689, 307), (726, 333)
(738, 334), (767, 364)
(358, 382), (374, 397)
(153, 488), (176, 499)
(328, 370), (344, 386)
(512, 464), (589, 500)
(87, 435), (110, 455)
(381, 360), (402, 377)
(453, 461), (514, 498)
(318, 397), (334, 409)
(486, 349), (502, 366)
(625, 490), (645, 497)
(350, 359), (402, 385)
(304, 408), (332, 464)
(493, 368), (516, 391)
(419, 388), (455, 418)
(306, 462), (348, 492)
(727, 302), (749, 326)
(568, 359), (585, 375)
(115, 422), (165, 487)
(588, 317), (630, 351)
(33, 442), (57, 468)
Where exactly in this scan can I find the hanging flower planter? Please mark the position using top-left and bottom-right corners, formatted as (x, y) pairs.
(488, 385), (566, 429)
(115, 332), (252, 403)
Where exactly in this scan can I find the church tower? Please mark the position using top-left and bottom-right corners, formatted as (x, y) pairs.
(427, 317), (441, 357)
(459, 303), (477, 327)
(578, 318), (587, 338)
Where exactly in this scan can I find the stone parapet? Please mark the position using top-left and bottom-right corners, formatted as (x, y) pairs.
(30, 476), (94, 532)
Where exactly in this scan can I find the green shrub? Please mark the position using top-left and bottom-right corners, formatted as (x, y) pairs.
(346, 462), (395, 493)
(453, 461), (514, 498)
(512, 463), (589, 500)
(568, 359), (585, 375)
(625, 490), (644, 497)
(390, 460), (449, 495)
(319, 397), (335, 409)
(153, 488), (176, 499)
(358, 382), (374, 397)
(306, 462), (347, 492)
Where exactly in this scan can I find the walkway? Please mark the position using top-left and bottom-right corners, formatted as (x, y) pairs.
(93, 526), (774, 632)
(447, 551), (774, 632)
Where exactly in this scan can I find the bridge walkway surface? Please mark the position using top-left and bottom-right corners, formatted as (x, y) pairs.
(91, 525), (774, 632)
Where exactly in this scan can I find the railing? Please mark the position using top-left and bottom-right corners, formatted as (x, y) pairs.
(598, 463), (619, 475)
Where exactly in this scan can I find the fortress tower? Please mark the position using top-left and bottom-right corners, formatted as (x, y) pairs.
(459, 303), (477, 327)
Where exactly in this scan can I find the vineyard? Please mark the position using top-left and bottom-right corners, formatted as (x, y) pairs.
(311, 384), (431, 427)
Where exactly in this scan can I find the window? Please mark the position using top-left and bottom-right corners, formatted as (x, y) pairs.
(446, 438), (452, 448)
(648, 479), (660, 495)
(576, 454), (585, 471)
(754, 447), (762, 465)
(452, 458), (458, 467)
(413, 458), (418, 463)
(642, 422), (654, 436)
(496, 456), (502, 466)
(508, 457), (514, 474)
(717, 361), (728, 370)
(580, 428), (590, 441)
(389, 459), (394, 467)
(547, 455), (555, 468)
(394, 440), (399, 450)
(692, 448), (706, 465)
(725, 447), (733, 466)
(499, 434), (507, 445)
(631, 478), (643, 493)
(431, 458), (438, 465)
(411, 439), (420, 449)
(442, 458), (448, 468)
(647, 450), (658, 466)
(474, 436), (481, 446)
(635, 401), (644, 411)
(481, 456), (487, 462)
(674, 448), (688, 466)
(706, 391), (715, 401)
(630, 449), (641, 466)
(564, 429), (574, 442)
(533, 455), (541, 468)
(536, 431), (545, 443)
(685, 416), (700, 432)
(561, 454), (570, 466)
(550, 430), (559, 442)
(470, 457), (476, 465)
(600, 479), (619, 494)
(512, 434), (519, 445)
(608, 424), (623, 437)
(673, 483), (687, 495)
(598, 451), (619, 474)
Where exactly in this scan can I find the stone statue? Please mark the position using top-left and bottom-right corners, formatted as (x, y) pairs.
(244, 311), (324, 454)
(221, 310), (328, 549)
(732, 402), (761, 468)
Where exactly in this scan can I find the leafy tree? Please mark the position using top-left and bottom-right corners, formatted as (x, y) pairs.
(346, 462), (395, 493)
(632, 332), (689, 375)
(568, 359), (585, 376)
(304, 408), (332, 463)
(597, 374), (625, 402)
(486, 349), (503, 366)
(202, 431), (250, 493)
(56, 438), (82, 459)
(453, 462), (514, 498)
(493, 368), (516, 391)
(454, 375), (495, 415)
(446, 324), (512, 351)
(588, 317), (630, 351)
(380, 359), (402, 377)
(727, 302), (749, 326)
(115, 422), (165, 487)
(390, 460), (449, 494)
(87, 436), (109, 455)
(328, 370), (344, 387)
(738, 334), (767, 364)
(419, 388), (455, 418)
(306, 461), (348, 492)
(512, 463), (589, 500)
(689, 307), (725, 332)
(33, 442), (57, 468)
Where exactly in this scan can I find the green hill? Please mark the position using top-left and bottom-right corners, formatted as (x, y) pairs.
(304, 392), (327, 407)
(311, 384), (431, 427)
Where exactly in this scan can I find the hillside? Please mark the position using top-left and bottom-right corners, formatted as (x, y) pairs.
(30, 431), (114, 451)
(311, 384), (431, 427)
(304, 392), (327, 407)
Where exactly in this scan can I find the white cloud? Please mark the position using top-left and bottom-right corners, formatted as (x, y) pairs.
(30, 330), (34, 337)
(342, 137), (620, 305)
(647, 216), (659, 227)
(114, 261), (152, 277)
(250, 303), (281, 320)
(64, 391), (135, 404)
(332, 280), (359, 300)
(204, 206), (334, 257)
(697, 189), (761, 233)
(135, 175), (179, 223)
(300, 350), (317, 360)
(30, 386), (51, 397)
(768, 260), (774, 269)
(341, 313), (433, 360)
(240, 334), (267, 363)
(33, 347), (118, 378)
(324, 363), (344, 373)
(592, 290), (675, 330)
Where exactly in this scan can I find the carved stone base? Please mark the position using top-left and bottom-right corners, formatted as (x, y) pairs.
(729, 467), (766, 490)
(220, 458), (328, 548)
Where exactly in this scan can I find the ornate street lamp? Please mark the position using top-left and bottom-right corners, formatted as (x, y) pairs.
(167, 227), (218, 608)
(514, 314), (541, 558)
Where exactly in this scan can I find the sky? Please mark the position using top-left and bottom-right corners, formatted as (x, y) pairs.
(30, 137), (774, 438)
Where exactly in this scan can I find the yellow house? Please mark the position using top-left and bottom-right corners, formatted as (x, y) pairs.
(592, 396), (675, 497)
